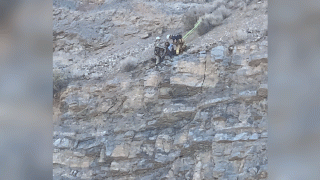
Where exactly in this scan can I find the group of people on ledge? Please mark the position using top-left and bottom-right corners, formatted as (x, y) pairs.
(154, 34), (186, 65)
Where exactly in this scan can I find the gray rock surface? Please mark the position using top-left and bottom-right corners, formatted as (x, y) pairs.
(53, 0), (268, 179)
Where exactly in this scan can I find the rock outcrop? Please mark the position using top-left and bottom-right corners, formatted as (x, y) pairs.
(53, 0), (268, 179)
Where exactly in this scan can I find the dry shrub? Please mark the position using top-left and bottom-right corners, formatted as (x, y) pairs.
(182, 6), (215, 31)
(232, 29), (247, 43)
(53, 69), (70, 97)
(120, 57), (138, 72)
(196, 5), (231, 36)
(182, 7), (204, 31)
(182, 3), (231, 36)
(217, 5), (231, 19)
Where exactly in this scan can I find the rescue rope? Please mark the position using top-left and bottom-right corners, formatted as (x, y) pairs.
(183, 18), (202, 40)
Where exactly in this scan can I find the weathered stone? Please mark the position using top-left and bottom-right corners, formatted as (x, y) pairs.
(170, 74), (203, 87)
(198, 97), (231, 110)
(73, 152), (85, 157)
(76, 138), (101, 150)
(249, 133), (260, 140)
(248, 53), (268, 67)
(155, 151), (180, 163)
(147, 120), (157, 126)
(91, 130), (108, 137)
(101, 167), (109, 171)
(119, 161), (132, 172)
(141, 144), (154, 156)
(203, 164), (215, 179)
(159, 87), (172, 99)
(98, 148), (106, 163)
(213, 145), (224, 156)
(212, 169), (225, 178)
(238, 90), (257, 98)
(53, 138), (72, 148)
(144, 88), (157, 99)
(144, 72), (161, 87)
(111, 143), (130, 158)
(199, 51), (207, 59)
(124, 131), (135, 138)
(173, 132), (188, 145)
(108, 97), (127, 114)
(202, 71), (220, 88)
(211, 46), (225, 61)
(122, 87), (144, 111)
(134, 159), (154, 171)
(140, 32), (150, 39)
(110, 161), (120, 171)
(233, 133), (249, 141)
(163, 103), (196, 123)
(214, 133), (233, 142)
(128, 141), (143, 158)
(53, 2), (268, 179)
(170, 60), (207, 88)
(248, 167), (258, 176)
(226, 174), (239, 180)
(53, 151), (93, 168)
(187, 45), (201, 54)
(97, 100), (113, 113)
(53, 131), (76, 137)
(192, 161), (202, 180)
(257, 84), (268, 97)
(124, 28), (140, 36)
(261, 131), (268, 138)
(257, 168), (268, 178)
(163, 104), (196, 115)
(223, 144), (232, 155)
(229, 152), (243, 161)
(199, 50), (206, 54)
(105, 141), (115, 157)
(231, 55), (242, 65)
(194, 111), (210, 121)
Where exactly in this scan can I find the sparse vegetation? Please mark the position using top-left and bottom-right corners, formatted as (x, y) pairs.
(53, 69), (70, 98)
(232, 29), (248, 43)
(182, 4), (231, 36)
(182, 6), (212, 31)
(120, 57), (138, 72)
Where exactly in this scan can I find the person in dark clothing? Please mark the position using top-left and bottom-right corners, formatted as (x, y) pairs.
(154, 37), (166, 64)
(167, 34), (182, 44)
(165, 41), (175, 58)
(154, 46), (165, 64)
(167, 34), (185, 55)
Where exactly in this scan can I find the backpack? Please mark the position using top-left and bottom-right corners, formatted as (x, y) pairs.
(171, 35), (182, 41)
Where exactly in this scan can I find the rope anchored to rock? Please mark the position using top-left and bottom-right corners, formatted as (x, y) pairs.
(183, 18), (202, 41)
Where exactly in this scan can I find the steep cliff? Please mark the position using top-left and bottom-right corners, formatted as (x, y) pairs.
(53, 0), (268, 179)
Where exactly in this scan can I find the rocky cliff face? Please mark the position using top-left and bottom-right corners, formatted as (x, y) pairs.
(53, 0), (268, 179)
